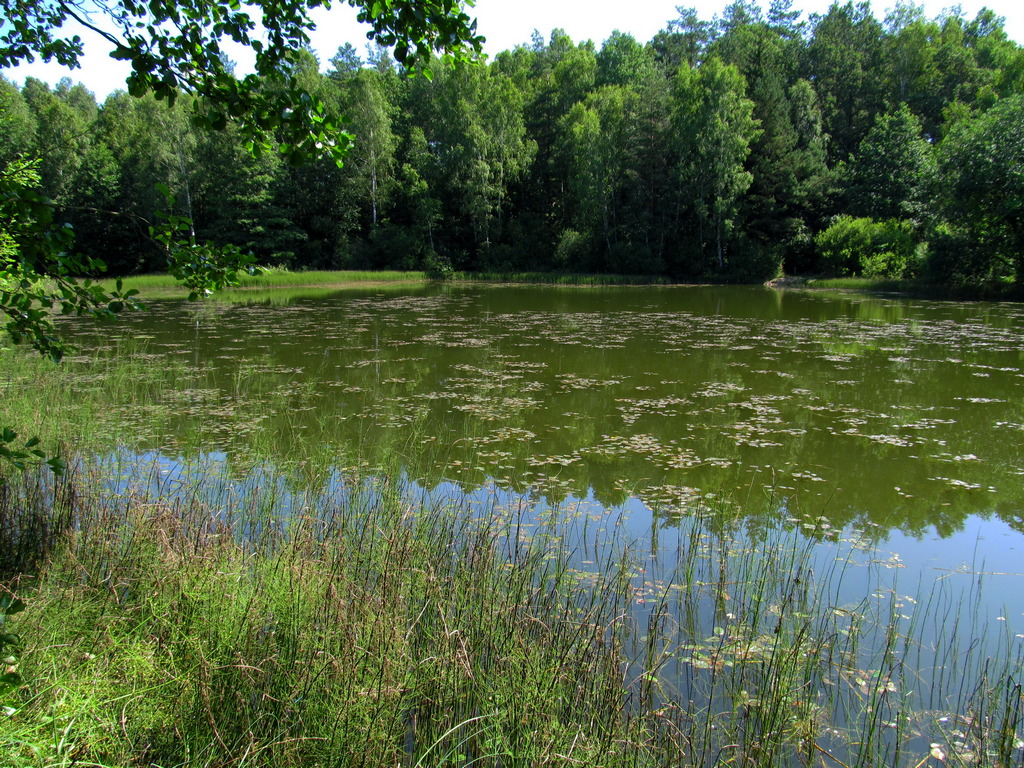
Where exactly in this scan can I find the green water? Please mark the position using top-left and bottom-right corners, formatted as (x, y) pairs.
(66, 283), (1024, 542)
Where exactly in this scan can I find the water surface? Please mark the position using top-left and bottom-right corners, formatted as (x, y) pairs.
(66, 284), (1024, 537)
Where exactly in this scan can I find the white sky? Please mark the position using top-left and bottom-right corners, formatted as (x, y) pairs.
(3, 0), (1022, 100)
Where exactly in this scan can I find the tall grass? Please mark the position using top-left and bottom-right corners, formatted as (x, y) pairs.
(0, 463), (646, 767)
(97, 269), (676, 302)
(96, 270), (430, 299)
(0, 338), (199, 459)
(0, 457), (1020, 768)
(804, 277), (912, 292)
(799, 276), (1024, 301)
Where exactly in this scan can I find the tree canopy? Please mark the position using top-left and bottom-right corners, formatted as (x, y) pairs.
(1, 0), (483, 164)
(6, 1), (1024, 289)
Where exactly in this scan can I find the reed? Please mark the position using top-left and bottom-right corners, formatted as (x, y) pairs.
(800, 276), (1024, 301)
(0, 457), (1020, 768)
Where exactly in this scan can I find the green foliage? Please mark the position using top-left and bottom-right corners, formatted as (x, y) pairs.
(815, 215), (917, 278)
(0, 592), (26, 704)
(925, 222), (1007, 286)
(804, 1), (886, 164)
(151, 183), (259, 299)
(0, 426), (66, 475)
(938, 94), (1024, 281)
(595, 30), (655, 88)
(0, 159), (141, 361)
(553, 228), (591, 270)
(0, 76), (37, 163)
(673, 56), (761, 273)
(424, 250), (455, 280)
(1, 0), (482, 167)
(844, 103), (936, 222)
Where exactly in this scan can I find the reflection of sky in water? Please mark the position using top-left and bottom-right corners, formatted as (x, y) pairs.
(886, 516), (1024, 643)
(93, 448), (1024, 654)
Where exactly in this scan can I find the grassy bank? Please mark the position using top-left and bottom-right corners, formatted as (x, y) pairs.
(802, 277), (909, 292)
(0, 463), (651, 767)
(452, 271), (673, 286)
(97, 270), (431, 299)
(1, 458), (1021, 768)
(97, 269), (681, 299)
(93, 269), (1024, 302)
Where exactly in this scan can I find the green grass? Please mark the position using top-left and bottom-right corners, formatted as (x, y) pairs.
(88, 269), (1024, 301)
(804, 276), (911, 291)
(98, 270), (678, 299)
(0, 338), (207, 462)
(97, 269), (430, 298)
(0, 464), (649, 767)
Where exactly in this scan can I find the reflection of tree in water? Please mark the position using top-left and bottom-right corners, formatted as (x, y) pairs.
(56, 285), (1024, 540)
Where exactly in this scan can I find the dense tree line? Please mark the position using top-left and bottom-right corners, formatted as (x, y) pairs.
(3, 0), (1024, 285)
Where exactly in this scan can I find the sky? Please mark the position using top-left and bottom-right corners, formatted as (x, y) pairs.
(2, 0), (1022, 100)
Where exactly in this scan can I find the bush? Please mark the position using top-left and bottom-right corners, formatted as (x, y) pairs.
(925, 223), (1010, 286)
(861, 220), (916, 277)
(424, 251), (454, 280)
(815, 216), (875, 276)
(553, 229), (593, 271)
(815, 216), (917, 278)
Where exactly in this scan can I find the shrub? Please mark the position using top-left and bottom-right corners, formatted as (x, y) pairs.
(424, 251), (454, 280)
(553, 228), (593, 271)
(815, 216), (917, 278)
(815, 216), (875, 276)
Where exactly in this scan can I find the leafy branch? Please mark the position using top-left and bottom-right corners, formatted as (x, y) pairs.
(150, 183), (260, 299)
(0, 159), (257, 474)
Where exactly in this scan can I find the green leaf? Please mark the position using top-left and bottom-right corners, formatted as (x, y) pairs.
(0, 671), (21, 689)
(0, 599), (25, 617)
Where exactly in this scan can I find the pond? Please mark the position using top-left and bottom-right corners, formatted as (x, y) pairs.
(54, 282), (1024, 761)
(67, 283), (1024, 532)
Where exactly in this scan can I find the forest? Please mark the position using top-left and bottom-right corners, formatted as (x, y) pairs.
(2, 0), (1023, 286)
